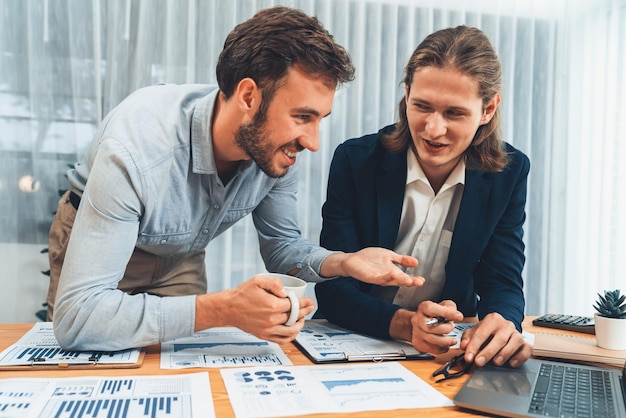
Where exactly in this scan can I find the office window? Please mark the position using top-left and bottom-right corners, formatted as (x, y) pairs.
(0, 0), (623, 321)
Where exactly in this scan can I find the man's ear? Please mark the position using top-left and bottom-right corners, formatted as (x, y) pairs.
(480, 93), (501, 125)
(235, 78), (260, 113)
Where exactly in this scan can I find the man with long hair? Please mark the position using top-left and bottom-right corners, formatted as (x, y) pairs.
(316, 26), (532, 368)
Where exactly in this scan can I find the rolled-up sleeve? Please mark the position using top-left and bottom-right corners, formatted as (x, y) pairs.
(252, 161), (335, 282)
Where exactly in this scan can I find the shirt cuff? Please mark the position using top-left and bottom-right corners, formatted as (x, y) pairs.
(159, 294), (197, 342)
(296, 248), (341, 283)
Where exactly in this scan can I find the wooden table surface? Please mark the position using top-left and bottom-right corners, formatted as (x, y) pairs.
(0, 317), (589, 417)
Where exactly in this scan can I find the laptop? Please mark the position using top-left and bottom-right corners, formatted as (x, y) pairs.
(453, 358), (626, 417)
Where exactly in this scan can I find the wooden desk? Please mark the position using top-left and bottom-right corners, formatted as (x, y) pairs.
(0, 318), (586, 417)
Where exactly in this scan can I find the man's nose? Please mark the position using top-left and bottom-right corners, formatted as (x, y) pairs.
(425, 113), (447, 138)
(298, 124), (320, 152)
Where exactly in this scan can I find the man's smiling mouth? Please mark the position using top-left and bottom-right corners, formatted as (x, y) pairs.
(425, 139), (446, 148)
(282, 146), (298, 159)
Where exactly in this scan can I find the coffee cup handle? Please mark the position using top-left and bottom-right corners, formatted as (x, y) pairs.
(284, 290), (300, 326)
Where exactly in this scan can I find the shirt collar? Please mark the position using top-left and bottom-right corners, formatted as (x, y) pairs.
(190, 88), (253, 175)
(406, 148), (466, 190)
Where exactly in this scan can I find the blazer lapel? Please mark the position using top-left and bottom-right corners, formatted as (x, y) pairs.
(376, 151), (407, 249)
(446, 170), (491, 276)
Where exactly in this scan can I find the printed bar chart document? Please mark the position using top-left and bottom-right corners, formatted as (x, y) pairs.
(160, 327), (292, 369)
(0, 372), (214, 418)
(0, 323), (143, 370)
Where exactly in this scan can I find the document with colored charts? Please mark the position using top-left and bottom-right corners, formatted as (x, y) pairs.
(0, 322), (143, 370)
(0, 372), (214, 418)
(160, 327), (292, 369)
(221, 362), (453, 417)
(294, 321), (434, 363)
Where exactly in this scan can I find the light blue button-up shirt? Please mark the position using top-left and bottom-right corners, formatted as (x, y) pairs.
(54, 84), (333, 350)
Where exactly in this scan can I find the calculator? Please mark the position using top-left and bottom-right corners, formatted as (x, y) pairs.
(532, 314), (595, 334)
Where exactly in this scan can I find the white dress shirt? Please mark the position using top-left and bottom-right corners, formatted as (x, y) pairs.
(392, 149), (465, 310)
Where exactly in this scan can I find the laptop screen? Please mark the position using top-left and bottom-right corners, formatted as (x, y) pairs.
(464, 366), (534, 396)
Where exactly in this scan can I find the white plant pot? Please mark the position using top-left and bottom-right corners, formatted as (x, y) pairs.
(594, 314), (626, 350)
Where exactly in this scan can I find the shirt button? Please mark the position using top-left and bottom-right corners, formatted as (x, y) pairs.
(202, 230), (209, 235)
(159, 239), (167, 244)
(213, 204), (220, 209)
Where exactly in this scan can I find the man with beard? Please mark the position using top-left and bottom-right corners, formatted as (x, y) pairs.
(47, 6), (424, 351)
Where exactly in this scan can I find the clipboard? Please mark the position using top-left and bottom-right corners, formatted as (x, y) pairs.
(294, 320), (434, 363)
(0, 322), (145, 370)
(0, 351), (146, 371)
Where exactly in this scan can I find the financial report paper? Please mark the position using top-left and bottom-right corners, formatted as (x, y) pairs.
(221, 362), (453, 417)
(160, 327), (292, 369)
(0, 323), (141, 367)
(0, 372), (214, 418)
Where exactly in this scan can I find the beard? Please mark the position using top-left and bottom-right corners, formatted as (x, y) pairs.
(235, 116), (289, 178)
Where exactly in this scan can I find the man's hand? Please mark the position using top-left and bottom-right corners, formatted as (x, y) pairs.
(400, 300), (464, 354)
(194, 276), (315, 344)
(320, 247), (425, 287)
(459, 312), (531, 368)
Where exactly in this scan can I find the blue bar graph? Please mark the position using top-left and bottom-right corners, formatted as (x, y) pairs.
(46, 396), (185, 417)
(17, 347), (82, 362)
(0, 390), (34, 414)
(100, 379), (133, 395)
(0, 402), (31, 413)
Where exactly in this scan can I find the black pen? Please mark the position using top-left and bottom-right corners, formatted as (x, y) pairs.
(426, 317), (450, 326)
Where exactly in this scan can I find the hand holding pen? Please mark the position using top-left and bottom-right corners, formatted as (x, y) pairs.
(426, 317), (451, 326)
(406, 300), (464, 354)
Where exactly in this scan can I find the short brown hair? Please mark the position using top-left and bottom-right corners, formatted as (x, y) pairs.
(382, 25), (508, 171)
(216, 6), (355, 116)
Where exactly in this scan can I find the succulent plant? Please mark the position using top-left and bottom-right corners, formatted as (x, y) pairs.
(593, 289), (626, 319)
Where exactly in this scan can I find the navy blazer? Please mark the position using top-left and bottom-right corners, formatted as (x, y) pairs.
(315, 125), (530, 339)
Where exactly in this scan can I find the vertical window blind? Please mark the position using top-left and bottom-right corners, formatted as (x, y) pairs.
(0, 0), (623, 320)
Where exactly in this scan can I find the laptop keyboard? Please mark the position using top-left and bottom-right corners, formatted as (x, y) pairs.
(529, 363), (617, 417)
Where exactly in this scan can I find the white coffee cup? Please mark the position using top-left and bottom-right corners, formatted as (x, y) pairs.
(255, 273), (307, 326)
